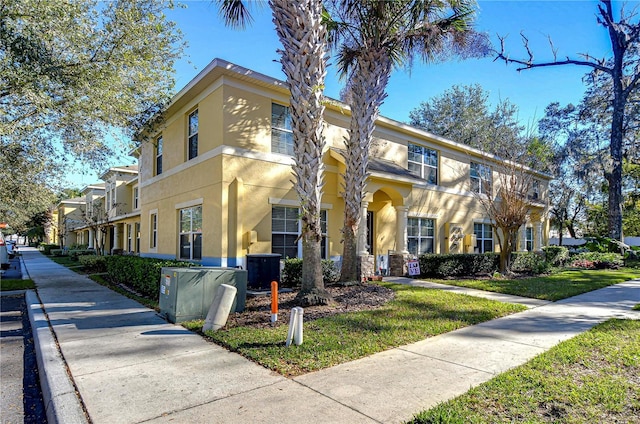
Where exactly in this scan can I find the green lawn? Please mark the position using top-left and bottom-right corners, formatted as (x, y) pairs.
(48, 255), (85, 270)
(409, 319), (640, 424)
(429, 268), (640, 301)
(0, 279), (36, 291)
(183, 283), (526, 376)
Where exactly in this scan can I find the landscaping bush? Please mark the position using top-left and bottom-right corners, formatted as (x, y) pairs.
(542, 245), (570, 267)
(572, 252), (624, 269)
(419, 253), (499, 278)
(40, 244), (60, 255)
(69, 249), (96, 260)
(105, 256), (199, 298)
(510, 252), (549, 275)
(79, 255), (107, 273)
(50, 249), (66, 257)
(281, 258), (340, 288)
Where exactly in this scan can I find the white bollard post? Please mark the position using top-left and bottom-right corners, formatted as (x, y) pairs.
(285, 308), (297, 347)
(203, 284), (237, 332)
(293, 307), (304, 346)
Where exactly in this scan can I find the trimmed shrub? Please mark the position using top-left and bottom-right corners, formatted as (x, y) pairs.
(573, 252), (623, 269)
(542, 245), (570, 267)
(281, 258), (340, 288)
(105, 256), (199, 298)
(40, 244), (60, 255)
(79, 255), (107, 273)
(50, 249), (66, 257)
(510, 252), (549, 275)
(418, 253), (499, 278)
(69, 249), (96, 260)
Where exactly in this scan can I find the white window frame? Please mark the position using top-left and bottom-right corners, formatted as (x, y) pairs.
(188, 109), (198, 160)
(135, 222), (140, 254)
(271, 103), (294, 156)
(150, 212), (158, 249)
(155, 135), (163, 175)
(474, 223), (494, 253)
(179, 205), (202, 260)
(133, 186), (139, 210)
(271, 206), (328, 259)
(470, 162), (492, 195)
(407, 217), (435, 256)
(127, 224), (133, 252)
(408, 143), (438, 184)
(525, 227), (534, 252)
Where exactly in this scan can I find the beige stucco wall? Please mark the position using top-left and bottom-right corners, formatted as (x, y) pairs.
(137, 62), (551, 267)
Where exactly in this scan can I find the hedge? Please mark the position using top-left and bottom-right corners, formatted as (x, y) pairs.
(571, 252), (624, 269)
(542, 245), (570, 267)
(418, 253), (499, 278)
(104, 256), (199, 298)
(40, 244), (60, 255)
(510, 252), (550, 274)
(281, 258), (340, 288)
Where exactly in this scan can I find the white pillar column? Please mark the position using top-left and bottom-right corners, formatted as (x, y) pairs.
(357, 201), (369, 255)
(395, 206), (409, 254)
(534, 220), (543, 251)
(88, 228), (95, 249)
(113, 223), (121, 250)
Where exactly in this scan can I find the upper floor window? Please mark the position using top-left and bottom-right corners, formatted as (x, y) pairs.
(474, 223), (493, 253)
(155, 135), (163, 175)
(407, 217), (435, 256)
(470, 162), (492, 195)
(271, 206), (327, 259)
(271, 103), (294, 156)
(408, 144), (438, 184)
(529, 180), (540, 200)
(133, 186), (139, 210)
(179, 205), (202, 260)
(188, 110), (198, 160)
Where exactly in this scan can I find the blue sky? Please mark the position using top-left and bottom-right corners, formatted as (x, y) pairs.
(67, 0), (617, 187)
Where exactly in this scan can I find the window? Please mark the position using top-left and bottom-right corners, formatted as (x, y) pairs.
(127, 224), (133, 252)
(525, 227), (533, 252)
(135, 222), (140, 254)
(271, 103), (294, 156)
(133, 187), (139, 210)
(408, 144), (438, 184)
(155, 136), (163, 175)
(529, 180), (540, 200)
(470, 162), (492, 195)
(150, 213), (157, 249)
(407, 218), (435, 256)
(474, 223), (493, 253)
(188, 110), (198, 160)
(271, 206), (328, 259)
(179, 206), (202, 260)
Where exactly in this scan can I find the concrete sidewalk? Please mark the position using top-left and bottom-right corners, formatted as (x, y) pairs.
(21, 247), (640, 424)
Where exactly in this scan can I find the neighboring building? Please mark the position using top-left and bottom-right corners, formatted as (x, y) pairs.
(58, 166), (140, 254)
(133, 58), (551, 276)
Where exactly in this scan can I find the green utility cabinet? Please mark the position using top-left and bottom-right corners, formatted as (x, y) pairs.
(159, 267), (247, 323)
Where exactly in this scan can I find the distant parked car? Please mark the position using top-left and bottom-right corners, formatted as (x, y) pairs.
(0, 234), (9, 270)
(6, 240), (16, 259)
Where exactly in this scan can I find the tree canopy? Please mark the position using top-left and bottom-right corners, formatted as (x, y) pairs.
(0, 0), (183, 228)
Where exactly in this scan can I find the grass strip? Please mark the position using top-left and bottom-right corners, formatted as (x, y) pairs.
(0, 279), (36, 291)
(184, 283), (526, 376)
(430, 268), (640, 301)
(409, 319), (640, 424)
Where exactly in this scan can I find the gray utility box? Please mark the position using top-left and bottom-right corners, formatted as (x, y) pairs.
(159, 267), (247, 323)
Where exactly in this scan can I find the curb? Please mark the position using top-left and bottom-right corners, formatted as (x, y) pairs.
(26, 290), (88, 424)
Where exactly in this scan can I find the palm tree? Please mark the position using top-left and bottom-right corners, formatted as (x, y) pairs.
(217, 0), (331, 305)
(326, 0), (486, 282)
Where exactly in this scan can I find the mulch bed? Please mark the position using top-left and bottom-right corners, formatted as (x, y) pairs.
(226, 283), (395, 329)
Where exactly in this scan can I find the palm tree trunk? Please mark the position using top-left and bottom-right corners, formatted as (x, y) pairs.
(339, 49), (391, 282)
(269, 0), (330, 305)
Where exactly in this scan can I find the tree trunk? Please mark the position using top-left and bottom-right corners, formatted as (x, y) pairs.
(339, 48), (391, 282)
(608, 86), (625, 242)
(270, 0), (330, 305)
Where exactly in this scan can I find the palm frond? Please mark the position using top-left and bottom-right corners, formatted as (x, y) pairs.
(215, 0), (253, 29)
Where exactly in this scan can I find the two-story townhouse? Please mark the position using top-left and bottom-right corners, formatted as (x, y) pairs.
(62, 166), (141, 254)
(52, 197), (85, 248)
(135, 58), (550, 276)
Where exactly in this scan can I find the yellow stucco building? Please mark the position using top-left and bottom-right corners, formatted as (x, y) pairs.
(133, 58), (550, 275)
